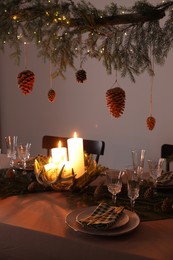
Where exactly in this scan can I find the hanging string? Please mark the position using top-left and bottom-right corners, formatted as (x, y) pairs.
(149, 49), (155, 116)
(111, 68), (120, 88)
(79, 34), (83, 68)
(48, 52), (56, 102)
(49, 50), (53, 89)
(23, 42), (28, 69)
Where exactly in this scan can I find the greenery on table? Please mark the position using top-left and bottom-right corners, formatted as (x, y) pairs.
(1, 168), (173, 222)
(0, 168), (49, 198)
(73, 181), (173, 222)
(1, 1), (173, 81)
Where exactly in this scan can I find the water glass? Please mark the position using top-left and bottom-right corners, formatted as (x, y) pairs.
(131, 149), (145, 180)
(126, 168), (140, 211)
(148, 158), (165, 189)
(106, 169), (122, 205)
(5, 136), (18, 167)
(17, 143), (31, 172)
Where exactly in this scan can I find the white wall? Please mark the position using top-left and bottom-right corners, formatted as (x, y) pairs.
(0, 0), (173, 170)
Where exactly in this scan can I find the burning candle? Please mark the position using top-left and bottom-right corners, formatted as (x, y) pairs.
(51, 141), (67, 164)
(67, 132), (85, 178)
(44, 159), (59, 182)
(63, 161), (73, 178)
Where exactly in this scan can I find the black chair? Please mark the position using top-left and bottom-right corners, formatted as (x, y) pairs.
(161, 144), (173, 172)
(42, 135), (105, 163)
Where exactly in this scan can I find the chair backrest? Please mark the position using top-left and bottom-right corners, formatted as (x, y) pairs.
(42, 135), (105, 163)
(161, 144), (173, 171)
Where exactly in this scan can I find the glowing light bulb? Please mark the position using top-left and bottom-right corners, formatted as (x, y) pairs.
(12, 15), (18, 20)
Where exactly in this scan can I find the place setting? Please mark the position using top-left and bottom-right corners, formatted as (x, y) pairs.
(65, 148), (173, 236)
(65, 167), (141, 236)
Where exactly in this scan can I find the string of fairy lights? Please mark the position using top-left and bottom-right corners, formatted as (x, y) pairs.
(1, 0), (173, 130)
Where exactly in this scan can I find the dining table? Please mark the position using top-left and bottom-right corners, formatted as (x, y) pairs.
(0, 158), (173, 260)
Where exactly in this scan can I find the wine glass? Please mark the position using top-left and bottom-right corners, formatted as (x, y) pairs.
(17, 143), (31, 174)
(148, 158), (165, 190)
(131, 149), (145, 181)
(106, 169), (122, 205)
(126, 167), (140, 211)
(5, 136), (18, 169)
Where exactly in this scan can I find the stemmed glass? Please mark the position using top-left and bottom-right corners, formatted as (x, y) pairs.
(126, 167), (140, 211)
(148, 158), (165, 190)
(131, 149), (145, 181)
(17, 143), (31, 174)
(5, 136), (18, 169)
(106, 169), (122, 205)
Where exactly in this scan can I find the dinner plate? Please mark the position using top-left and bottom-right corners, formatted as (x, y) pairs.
(65, 206), (140, 236)
(76, 207), (129, 229)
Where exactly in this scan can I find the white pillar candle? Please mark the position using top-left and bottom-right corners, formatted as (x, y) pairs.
(63, 161), (73, 178)
(51, 141), (67, 164)
(67, 132), (85, 179)
(44, 161), (58, 182)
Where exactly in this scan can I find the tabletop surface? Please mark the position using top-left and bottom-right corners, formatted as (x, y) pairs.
(0, 191), (173, 260)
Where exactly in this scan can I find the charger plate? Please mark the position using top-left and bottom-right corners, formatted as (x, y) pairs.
(66, 206), (140, 236)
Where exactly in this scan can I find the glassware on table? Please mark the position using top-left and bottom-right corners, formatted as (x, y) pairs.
(106, 169), (122, 205)
(131, 149), (146, 181)
(147, 158), (165, 190)
(5, 136), (18, 168)
(17, 143), (31, 174)
(126, 167), (140, 212)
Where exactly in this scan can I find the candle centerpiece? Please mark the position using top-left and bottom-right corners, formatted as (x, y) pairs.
(34, 133), (106, 192)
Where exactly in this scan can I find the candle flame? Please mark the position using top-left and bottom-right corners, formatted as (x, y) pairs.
(58, 140), (62, 148)
(48, 157), (52, 163)
(74, 132), (77, 138)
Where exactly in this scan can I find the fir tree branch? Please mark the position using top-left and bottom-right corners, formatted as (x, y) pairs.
(1, 0), (173, 81)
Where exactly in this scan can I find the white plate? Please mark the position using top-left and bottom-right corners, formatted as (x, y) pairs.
(66, 206), (140, 236)
(76, 207), (129, 229)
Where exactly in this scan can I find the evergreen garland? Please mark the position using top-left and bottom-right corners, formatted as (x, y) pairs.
(1, 0), (173, 81)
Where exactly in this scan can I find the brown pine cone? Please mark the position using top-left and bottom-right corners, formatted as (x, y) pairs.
(48, 89), (56, 102)
(106, 87), (126, 118)
(76, 69), (87, 83)
(147, 116), (156, 130)
(161, 197), (172, 213)
(144, 187), (154, 200)
(17, 70), (35, 95)
(94, 182), (106, 200)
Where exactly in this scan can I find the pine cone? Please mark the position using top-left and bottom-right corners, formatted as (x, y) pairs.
(147, 116), (156, 130)
(161, 197), (172, 213)
(48, 89), (56, 102)
(17, 70), (35, 95)
(76, 69), (87, 83)
(94, 182), (105, 200)
(144, 187), (154, 200)
(28, 181), (40, 192)
(106, 87), (126, 118)
(6, 169), (15, 179)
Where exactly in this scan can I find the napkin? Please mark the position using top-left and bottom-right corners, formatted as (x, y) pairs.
(157, 172), (173, 187)
(78, 202), (124, 230)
